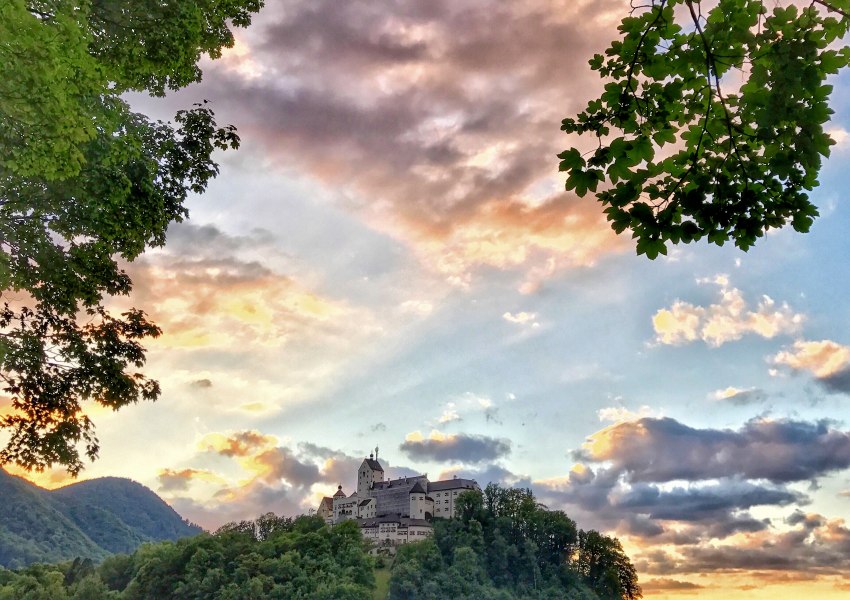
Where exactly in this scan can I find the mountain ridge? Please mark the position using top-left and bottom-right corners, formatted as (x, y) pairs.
(0, 469), (202, 568)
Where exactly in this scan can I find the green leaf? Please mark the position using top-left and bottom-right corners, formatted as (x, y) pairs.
(557, 148), (585, 172)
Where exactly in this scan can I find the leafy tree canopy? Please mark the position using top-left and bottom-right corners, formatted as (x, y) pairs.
(389, 483), (641, 600)
(0, 1), (263, 474)
(0, 514), (375, 600)
(561, 0), (850, 258)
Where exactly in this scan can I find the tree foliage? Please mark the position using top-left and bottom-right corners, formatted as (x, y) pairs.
(561, 0), (850, 258)
(0, 515), (375, 600)
(0, 503), (641, 600)
(0, 0), (263, 473)
(389, 484), (641, 600)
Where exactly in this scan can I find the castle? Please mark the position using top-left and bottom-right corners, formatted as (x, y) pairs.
(316, 449), (480, 550)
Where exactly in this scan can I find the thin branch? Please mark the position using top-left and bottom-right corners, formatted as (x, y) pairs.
(685, 0), (751, 185)
(812, 0), (850, 19)
(624, 0), (670, 120)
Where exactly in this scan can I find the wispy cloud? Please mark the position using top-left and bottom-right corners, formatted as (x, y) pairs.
(438, 403), (461, 424)
(711, 386), (768, 406)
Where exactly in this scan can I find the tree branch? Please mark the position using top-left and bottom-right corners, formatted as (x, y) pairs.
(812, 0), (850, 20)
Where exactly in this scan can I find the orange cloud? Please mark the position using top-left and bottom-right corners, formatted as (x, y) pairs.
(199, 0), (631, 290)
(412, 197), (626, 290)
(199, 430), (278, 458)
(158, 468), (226, 492)
(124, 260), (354, 350)
(772, 340), (850, 379)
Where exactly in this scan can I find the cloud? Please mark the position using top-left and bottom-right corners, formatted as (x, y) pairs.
(636, 513), (850, 578)
(251, 447), (323, 488)
(533, 415), (850, 560)
(110, 225), (380, 360)
(502, 311), (540, 328)
(609, 480), (800, 522)
(640, 578), (704, 592)
(438, 403), (461, 424)
(126, 255), (353, 350)
(184, 0), (629, 289)
(711, 386), (767, 405)
(772, 339), (850, 393)
(160, 437), (402, 529)
(538, 467), (799, 535)
(400, 430), (511, 463)
(431, 392), (496, 426)
(484, 406), (502, 425)
(597, 405), (656, 423)
(200, 430), (278, 458)
(104, 222), (387, 413)
(157, 468), (224, 492)
(399, 300), (434, 316)
(652, 276), (804, 347)
(578, 417), (850, 484)
(437, 464), (531, 489)
(190, 378), (213, 389)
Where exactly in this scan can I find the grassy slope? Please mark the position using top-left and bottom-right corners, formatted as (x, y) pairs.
(373, 566), (391, 600)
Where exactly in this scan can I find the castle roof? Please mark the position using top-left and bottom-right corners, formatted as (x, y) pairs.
(358, 514), (431, 528)
(361, 458), (383, 472)
(428, 478), (479, 492)
(372, 475), (427, 490)
(409, 481), (427, 494)
(333, 485), (346, 497)
(359, 499), (373, 507)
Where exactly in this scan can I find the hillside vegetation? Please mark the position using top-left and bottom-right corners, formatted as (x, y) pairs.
(0, 485), (640, 600)
(389, 484), (640, 600)
(0, 470), (201, 568)
(0, 516), (374, 600)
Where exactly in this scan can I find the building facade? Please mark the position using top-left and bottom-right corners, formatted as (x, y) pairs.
(317, 451), (481, 550)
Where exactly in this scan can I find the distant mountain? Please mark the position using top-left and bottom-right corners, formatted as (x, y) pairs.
(0, 469), (202, 568)
(0, 469), (107, 568)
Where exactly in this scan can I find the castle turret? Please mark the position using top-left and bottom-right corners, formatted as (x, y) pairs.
(358, 452), (385, 496)
(408, 480), (433, 520)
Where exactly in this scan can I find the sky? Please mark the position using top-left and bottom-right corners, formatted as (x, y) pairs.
(7, 0), (850, 598)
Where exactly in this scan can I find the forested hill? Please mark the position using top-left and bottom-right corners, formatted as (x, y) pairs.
(0, 469), (201, 568)
(0, 485), (640, 600)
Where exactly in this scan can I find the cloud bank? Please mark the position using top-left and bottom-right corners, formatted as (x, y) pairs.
(400, 430), (511, 463)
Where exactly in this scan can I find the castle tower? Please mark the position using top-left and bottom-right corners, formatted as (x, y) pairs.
(357, 451), (384, 496)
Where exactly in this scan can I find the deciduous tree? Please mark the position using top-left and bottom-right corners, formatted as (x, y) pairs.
(0, 1), (263, 474)
(561, 0), (850, 257)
